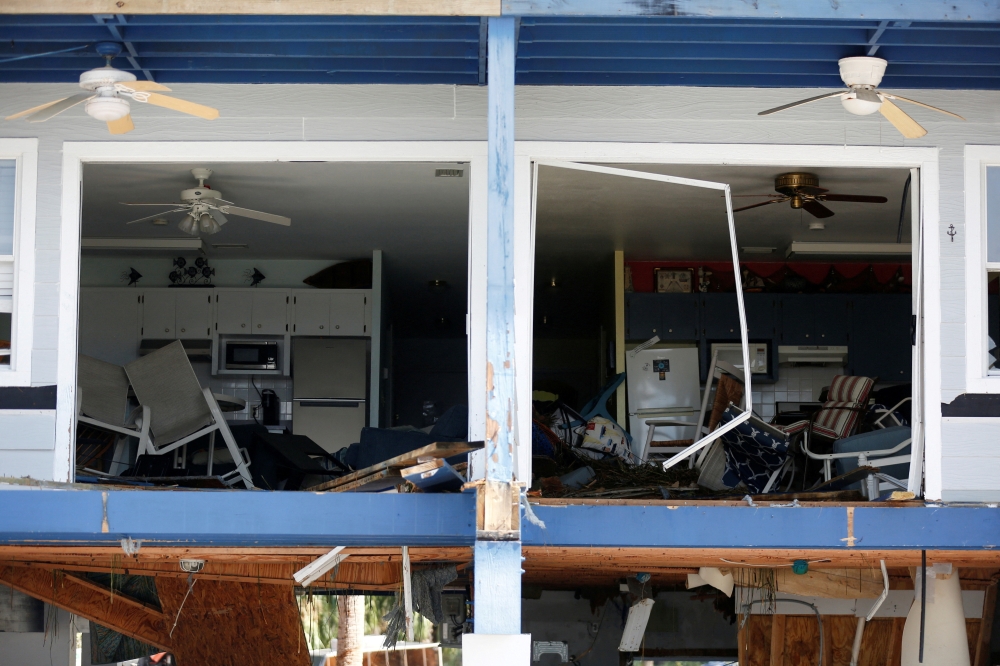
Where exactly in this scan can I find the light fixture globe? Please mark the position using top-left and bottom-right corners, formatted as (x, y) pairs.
(85, 94), (130, 122)
(840, 92), (882, 116)
(198, 213), (222, 235)
(177, 213), (198, 236)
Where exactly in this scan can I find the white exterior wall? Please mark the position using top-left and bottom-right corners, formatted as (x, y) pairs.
(0, 83), (996, 499)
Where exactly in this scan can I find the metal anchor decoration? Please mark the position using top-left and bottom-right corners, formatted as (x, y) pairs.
(947, 224), (957, 242)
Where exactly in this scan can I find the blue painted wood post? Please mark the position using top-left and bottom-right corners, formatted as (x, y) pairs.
(474, 15), (522, 637)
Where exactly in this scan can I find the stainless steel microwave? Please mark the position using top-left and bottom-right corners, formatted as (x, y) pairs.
(219, 337), (283, 374)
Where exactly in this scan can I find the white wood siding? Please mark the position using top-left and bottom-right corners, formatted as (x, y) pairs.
(0, 83), (997, 491)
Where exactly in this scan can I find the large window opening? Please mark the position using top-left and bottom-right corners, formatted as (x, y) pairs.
(530, 162), (916, 499)
(76, 160), (470, 489)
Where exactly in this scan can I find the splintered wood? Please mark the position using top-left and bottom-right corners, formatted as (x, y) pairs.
(157, 578), (310, 666)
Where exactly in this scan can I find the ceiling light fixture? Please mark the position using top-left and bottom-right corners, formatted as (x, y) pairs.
(786, 242), (912, 258)
(84, 92), (130, 122)
(152, 218), (169, 226)
(435, 169), (464, 178)
(177, 213), (198, 236)
(809, 222), (827, 231)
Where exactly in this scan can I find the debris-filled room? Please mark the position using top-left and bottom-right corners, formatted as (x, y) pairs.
(75, 160), (474, 491)
(529, 163), (917, 502)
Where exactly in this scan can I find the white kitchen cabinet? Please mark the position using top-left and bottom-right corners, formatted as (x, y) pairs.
(216, 290), (252, 334)
(175, 290), (214, 339)
(329, 292), (367, 336)
(292, 291), (330, 335)
(252, 290), (288, 335)
(141, 290), (176, 338)
(79, 288), (142, 366)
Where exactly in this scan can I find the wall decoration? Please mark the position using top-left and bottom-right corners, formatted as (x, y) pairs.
(655, 268), (693, 293)
(244, 267), (266, 287)
(120, 267), (142, 287)
(168, 256), (215, 287)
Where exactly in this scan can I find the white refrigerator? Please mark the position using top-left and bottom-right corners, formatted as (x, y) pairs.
(625, 345), (702, 458)
(292, 337), (369, 453)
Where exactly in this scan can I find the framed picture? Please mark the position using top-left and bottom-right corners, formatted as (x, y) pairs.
(655, 269), (693, 293)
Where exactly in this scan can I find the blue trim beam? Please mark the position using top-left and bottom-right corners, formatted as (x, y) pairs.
(0, 490), (998, 550)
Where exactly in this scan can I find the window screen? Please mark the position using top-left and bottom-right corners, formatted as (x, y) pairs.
(988, 166), (1000, 263)
(0, 160), (14, 255)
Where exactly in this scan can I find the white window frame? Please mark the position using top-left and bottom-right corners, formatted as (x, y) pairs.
(964, 146), (1000, 392)
(0, 138), (38, 386)
(58, 141), (486, 482)
(515, 142), (940, 498)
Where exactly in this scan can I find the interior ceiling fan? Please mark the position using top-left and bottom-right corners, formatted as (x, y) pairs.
(758, 56), (964, 139)
(732, 172), (888, 219)
(3, 42), (218, 135)
(121, 168), (292, 236)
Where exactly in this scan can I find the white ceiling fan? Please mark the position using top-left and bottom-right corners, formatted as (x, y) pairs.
(758, 56), (964, 139)
(121, 168), (292, 236)
(3, 42), (217, 135)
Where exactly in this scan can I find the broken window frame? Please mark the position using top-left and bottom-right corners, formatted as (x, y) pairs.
(531, 159), (752, 470)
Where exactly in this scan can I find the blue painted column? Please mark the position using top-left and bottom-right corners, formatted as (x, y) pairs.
(474, 15), (522, 637)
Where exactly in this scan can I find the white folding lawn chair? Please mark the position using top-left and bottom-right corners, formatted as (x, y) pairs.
(77, 354), (142, 475)
(124, 341), (254, 489)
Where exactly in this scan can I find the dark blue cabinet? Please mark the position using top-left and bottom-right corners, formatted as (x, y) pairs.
(779, 294), (850, 345)
(702, 293), (776, 339)
(626, 293), (698, 341)
(660, 294), (700, 340)
(849, 295), (912, 381)
(625, 293), (661, 340)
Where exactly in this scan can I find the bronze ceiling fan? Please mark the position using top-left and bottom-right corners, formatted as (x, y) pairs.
(732, 172), (888, 219)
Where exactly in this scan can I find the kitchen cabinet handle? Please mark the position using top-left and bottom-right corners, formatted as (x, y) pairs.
(164, 328), (170, 333)
(257, 324), (261, 329)
(335, 325), (340, 330)
(241, 324), (246, 328)
(180, 328), (186, 333)
(319, 325), (324, 330)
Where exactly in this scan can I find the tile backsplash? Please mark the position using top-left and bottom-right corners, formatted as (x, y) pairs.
(750, 365), (843, 420)
(192, 364), (293, 422)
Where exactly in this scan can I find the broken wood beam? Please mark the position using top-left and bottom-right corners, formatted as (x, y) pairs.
(0, 565), (172, 651)
(306, 441), (483, 492)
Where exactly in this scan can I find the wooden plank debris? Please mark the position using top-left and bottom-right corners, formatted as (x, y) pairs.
(157, 577), (309, 666)
(306, 441), (482, 493)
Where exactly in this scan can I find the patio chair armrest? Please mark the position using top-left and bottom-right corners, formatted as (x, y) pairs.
(78, 415), (142, 439)
(872, 397), (912, 427)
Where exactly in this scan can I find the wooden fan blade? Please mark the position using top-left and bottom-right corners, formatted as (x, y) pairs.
(220, 206), (290, 226)
(883, 93), (965, 121)
(107, 114), (134, 135)
(142, 93), (219, 120)
(879, 99), (927, 139)
(802, 199), (834, 219)
(25, 93), (93, 122)
(758, 91), (845, 116)
(127, 81), (172, 92)
(5, 97), (69, 121)
(821, 194), (888, 203)
(125, 208), (188, 224)
(733, 199), (785, 213)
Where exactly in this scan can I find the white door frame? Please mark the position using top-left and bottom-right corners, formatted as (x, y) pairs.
(57, 141), (487, 482)
(514, 142), (941, 498)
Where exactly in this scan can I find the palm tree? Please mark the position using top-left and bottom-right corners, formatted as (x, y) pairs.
(337, 595), (365, 666)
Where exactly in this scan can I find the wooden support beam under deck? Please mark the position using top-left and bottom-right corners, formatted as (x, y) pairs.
(0, 565), (172, 651)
